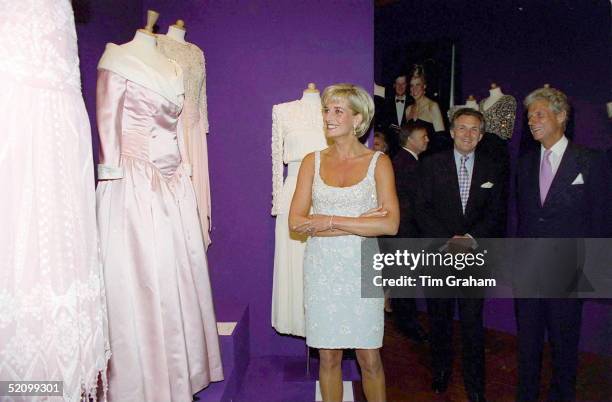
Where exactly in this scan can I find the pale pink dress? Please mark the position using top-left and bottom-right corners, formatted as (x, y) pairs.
(95, 45), (223, 402)
(0, 1), (110, 401)
(157, 35), (213, 249)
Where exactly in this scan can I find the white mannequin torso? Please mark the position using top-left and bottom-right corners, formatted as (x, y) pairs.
(301, 90), (320, 103)
(99, 31), (184, 106)
(166, 25), (187, 44)
(119, 31), (177, 79)
(482, 87), (504, 111)
(465, 99), (478, 110)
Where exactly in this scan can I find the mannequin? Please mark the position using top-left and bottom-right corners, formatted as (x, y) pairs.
(302, 83), (320, 103)
(98, 9), (181, 108)
(140, 9), (158, 34)
(96, 11), (222, 401)
(271, 84), (328, 336)
(478, 82), (517, 140)
(156, 19), (214, 248)
(167, 20), (187, 43)
(448, 95), (478, 120)
(304, 82), (319, 93)
(482, 83), (504, 111)
(97, 12), (184, 180)
(116, 31), (175, 78)
(116, 11), (176, 81)
(465, 95), (478, 111)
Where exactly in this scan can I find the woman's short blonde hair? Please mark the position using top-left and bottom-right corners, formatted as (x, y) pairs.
(321, 83), (374, 138)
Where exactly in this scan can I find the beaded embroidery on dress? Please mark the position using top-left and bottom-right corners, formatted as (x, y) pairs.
(156, 34), (213, 247)
(270, 96), (327, 336)
(479, 95), (517, 140)
(303, 151), (385, 348)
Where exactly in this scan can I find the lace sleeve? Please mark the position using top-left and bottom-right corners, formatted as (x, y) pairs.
(198, 50), (210, 134)
(96, 69), (126, 180)
(271, 105), (284, 216)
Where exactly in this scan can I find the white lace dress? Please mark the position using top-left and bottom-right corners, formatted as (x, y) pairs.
(304, 151), (384, 348)
(271, 95), (327, 336)
(156, 35), (213, 248)
(0, 1), (110, 400)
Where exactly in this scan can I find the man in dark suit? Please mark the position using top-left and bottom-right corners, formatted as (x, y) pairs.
(515, 87), (609, 401)
(381, 75), (411, 129)
(391, 121), (430, 342)
(377, 75), (413, 156)
(415, 108), (508, 402)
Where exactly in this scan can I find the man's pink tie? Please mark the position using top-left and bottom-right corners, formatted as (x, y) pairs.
(539, 149), (554, 204)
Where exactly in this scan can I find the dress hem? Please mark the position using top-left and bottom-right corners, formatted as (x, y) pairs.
(305, 343), (382, 350)
(272, 325), (305, 338)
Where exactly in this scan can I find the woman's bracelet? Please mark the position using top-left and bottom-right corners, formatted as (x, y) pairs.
(329, 215), (334, 231)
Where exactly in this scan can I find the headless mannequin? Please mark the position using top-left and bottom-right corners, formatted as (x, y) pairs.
(166, 20), (187, 44)
(302, 83), (320, 101)
(482, 83), (504, 111)
(465, 95), (478, 111)
(118, 10), (176, 80)
(448, 95), (478, 120)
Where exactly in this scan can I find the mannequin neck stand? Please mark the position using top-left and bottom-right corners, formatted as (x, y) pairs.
(166, 25), (187, 43)
(301, 91), (320, 103)
(483, 86), (505, 111)
(120, 30), (175, 77)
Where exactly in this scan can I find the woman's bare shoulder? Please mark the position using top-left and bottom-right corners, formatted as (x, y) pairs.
(374, 152), (394, 177)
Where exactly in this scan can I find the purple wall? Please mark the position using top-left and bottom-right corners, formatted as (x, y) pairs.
(139, 0), (374, 357)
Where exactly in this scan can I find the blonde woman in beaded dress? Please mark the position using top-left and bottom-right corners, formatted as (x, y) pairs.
(289, 84), (399, 402)
(0, 1), (109, 400)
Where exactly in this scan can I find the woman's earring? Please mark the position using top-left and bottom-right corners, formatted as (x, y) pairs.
(353, 125), (357, 136)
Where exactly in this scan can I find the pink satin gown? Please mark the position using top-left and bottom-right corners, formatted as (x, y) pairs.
(95, 67), (223, 401)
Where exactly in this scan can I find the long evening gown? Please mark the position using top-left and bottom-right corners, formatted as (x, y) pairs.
(271, 95), (327, 336)
(157, 35), (213, 248)
(95, 44), (222, 402)
(304, 151), (384, 348)
(0, 1), (110, 400)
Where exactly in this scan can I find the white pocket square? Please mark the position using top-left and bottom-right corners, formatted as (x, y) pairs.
(480, 182), (494, 188)
(571, 173), (584, 185)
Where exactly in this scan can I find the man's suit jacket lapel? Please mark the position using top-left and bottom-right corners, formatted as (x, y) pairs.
(543, 144), (578, 208)
(442, 151), (464, 218)
(526, 150), (542, 208)
(465, 151), (486, 216)
(400, 102), (408, 126)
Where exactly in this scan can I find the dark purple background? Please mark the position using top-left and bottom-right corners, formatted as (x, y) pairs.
(376, 0), (611, 355)
(375, 0), (611, 153)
